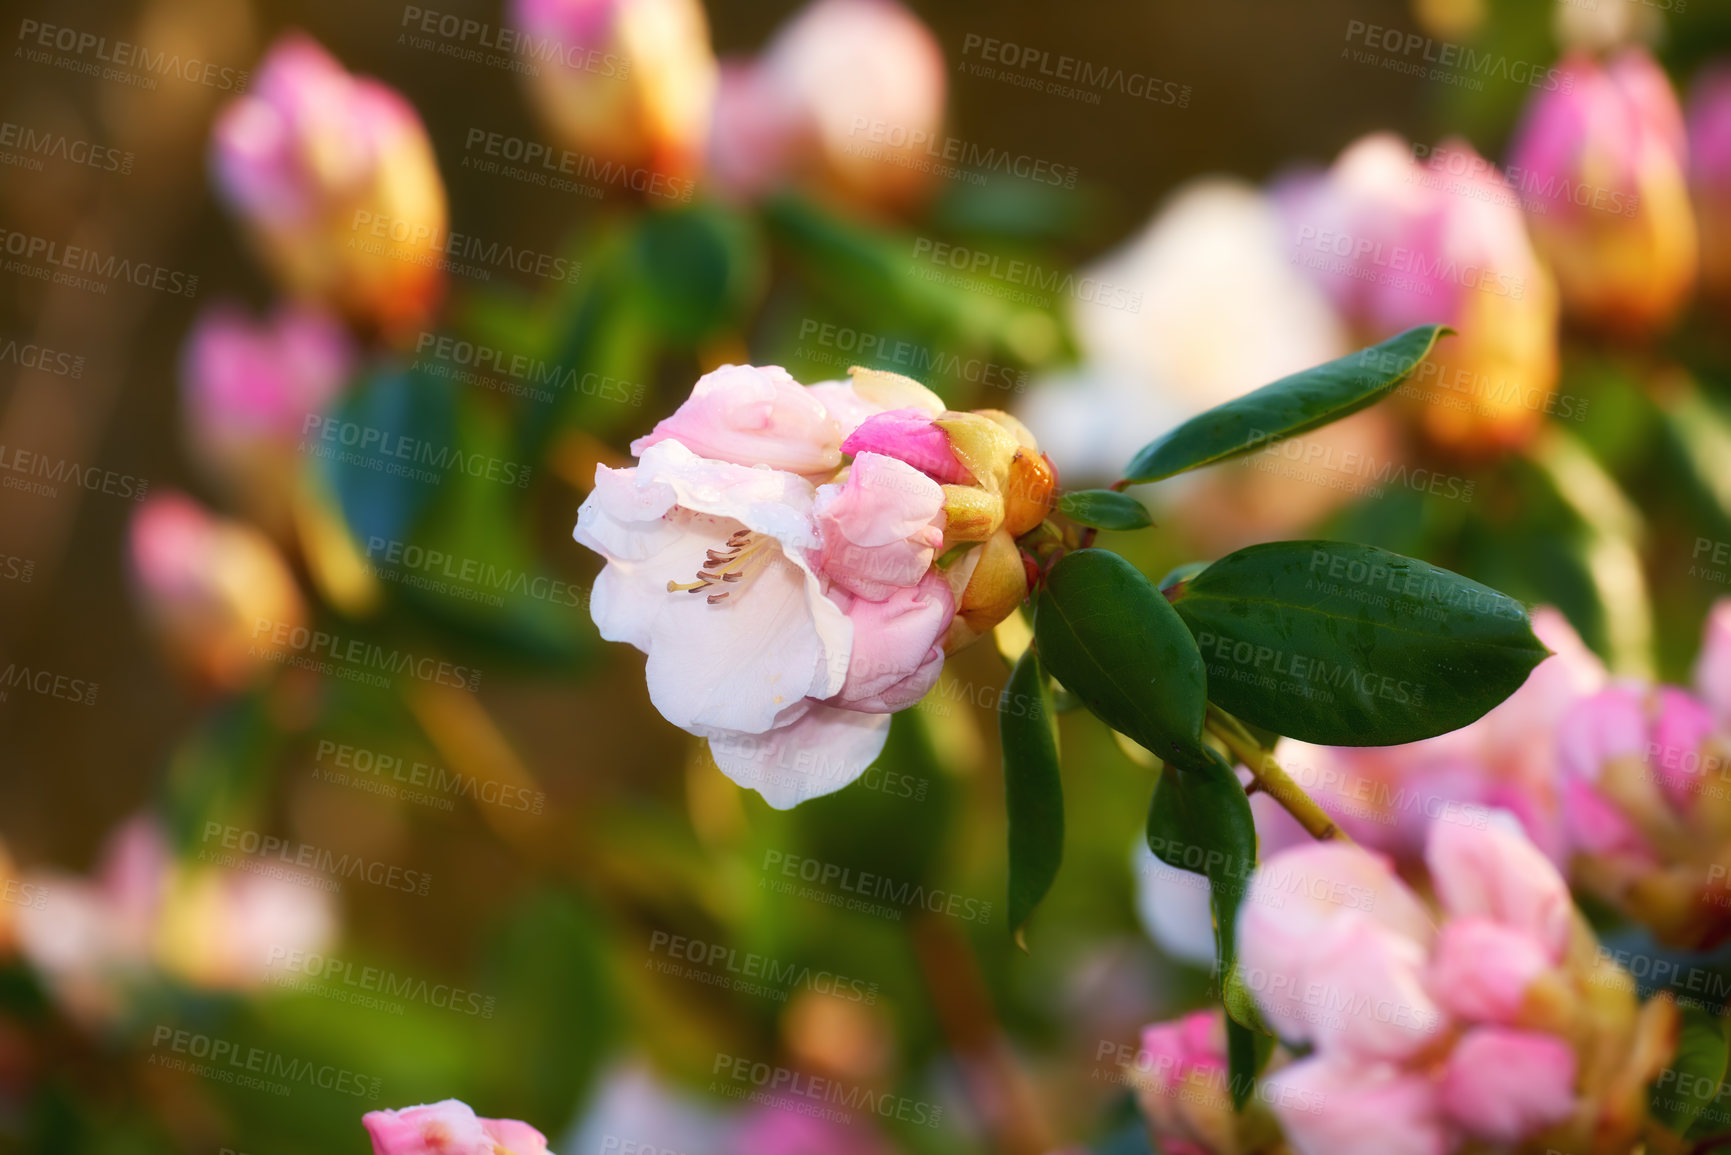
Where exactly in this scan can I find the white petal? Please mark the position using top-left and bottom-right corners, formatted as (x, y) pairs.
(646, 551), (850, 733)
(704, 705), (892, 808)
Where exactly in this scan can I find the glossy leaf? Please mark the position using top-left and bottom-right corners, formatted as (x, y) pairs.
(1000, 647), (1063, 948)
(1034, 550), (1210, 770)
(1122, 325), (1451, 483)
(1170, 540), (1549, 745)
(1651, 1004), (1731, 1138)
(1057, 489), (1153, 531)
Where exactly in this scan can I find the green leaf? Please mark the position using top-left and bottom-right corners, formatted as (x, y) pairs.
(1651, 1004), (1731, 1137)
(1122, 324), (1451, 484)
(1225, 1012), (1275, 1112)
(1000, 647), (1063, 948)
(1057, 489), (1153, 531)
(1034, 550), (1210, 770)
(1144, 754), (1256, 990)
(1170, 540), (1549, 745)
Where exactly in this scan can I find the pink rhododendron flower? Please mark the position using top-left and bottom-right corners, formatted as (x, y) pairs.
(1127, 1009), (1284, 1155)
(180, 303), (353, 534)
(211, 35), (447, 333)
(1557, 602), (1731, 946)
(1240, 818), (1677, 1155)
(1689, 65), (1731, 308)
(128, 493), (309, 693)
(510, 0), (716, 182)
(1276, 133), (1558, 450)
(575, 365), (1054, 807)
(14, 813), (334, 1025)
(364, 1100), (551, 1155)
(1507, 48), (1696, 334)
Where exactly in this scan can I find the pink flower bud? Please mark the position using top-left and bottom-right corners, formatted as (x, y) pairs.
(1508, 49), (1697, 334)
(363, 1100), (551, 1155)
(1132, 1010), (1238, 1155)
(831, 572), (952, 713)
(510, 0), (717, 181)
(1438, 1027), (1576, 1143)
(1425, 816), (1572, 961)
(128, 493), (307, 693)
(840, 408), (973, 485)
(212, 35), (447, 334)
(753, 0), (946, 209)
(730, 1103), (893, 1155)
(1238, 843), (1440, 1055)
(706, 60), (805, 201)
(1276, 133), (1558, 451)
(180, 303), (353, 534)
(813, 452), (945, 599)
(632, 363), (845, 478)
(1428, 916), (1553, 1023)
(1263, 1057), (1449, 1155)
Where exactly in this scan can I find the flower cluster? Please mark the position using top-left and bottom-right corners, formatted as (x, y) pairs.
(573, 363), (1054, 807)
(1235, 818), (1676, 1155)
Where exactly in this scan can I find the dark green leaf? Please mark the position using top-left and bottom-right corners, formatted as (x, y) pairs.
(1651, 1004), (1731, 1137)
(1225, 1012), (1275, 1112)
(1057, 489), (1153, 531)
(1144, 754), (1255, 990)
(1001, 647), (1063, 948)
(1123, 325), (1451, 483)
(1034, 550), (1210, 769)
(1170, 540), (1549, 745)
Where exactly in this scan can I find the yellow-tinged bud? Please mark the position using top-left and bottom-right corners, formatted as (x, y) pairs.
(848, 366), (945, 415)
(973, 408), (1038, 449)
(1002, 449), (1057, 537)
(940, 485), (1004, 542)
(934, 412), (1019, 492)
(943, 528), (1027, 652)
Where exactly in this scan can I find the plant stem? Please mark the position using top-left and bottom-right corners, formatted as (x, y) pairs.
(1204, 707), (1351, 844)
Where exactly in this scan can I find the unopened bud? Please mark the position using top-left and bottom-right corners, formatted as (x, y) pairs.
(945, 528), (1027, 651)
(941, 485), (1004, 542)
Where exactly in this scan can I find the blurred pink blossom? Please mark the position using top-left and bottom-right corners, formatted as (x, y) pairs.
(1507, 48), (1696, 335)
(364, 1099), (551, 1155)
(1244, 819), (1674, 1155)
(180, 303), (353, 534)
(211, 34), (447, 334)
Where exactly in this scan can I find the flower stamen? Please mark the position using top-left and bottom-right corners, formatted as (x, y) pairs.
(667, 530), (774, 602)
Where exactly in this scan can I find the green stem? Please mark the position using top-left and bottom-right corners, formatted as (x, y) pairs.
(1205, 706), (1350, 844)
